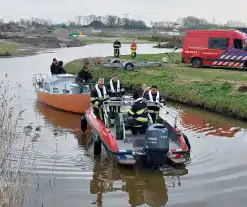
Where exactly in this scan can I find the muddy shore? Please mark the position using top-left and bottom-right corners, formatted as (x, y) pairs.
(0, 34), (88, 58)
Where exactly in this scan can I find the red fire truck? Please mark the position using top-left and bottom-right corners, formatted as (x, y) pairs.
(182, 29), (247, 69)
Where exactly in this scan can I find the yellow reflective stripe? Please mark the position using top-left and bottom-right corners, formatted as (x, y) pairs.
(110, 97), (121, 100)
(128, 109), (135, 115)
(136, 108), (146, 115)
(91, 97), (96, 101)
(136, 117), (148, 122)
(99, 110), (103, 120)
(94, 101), (100, 106)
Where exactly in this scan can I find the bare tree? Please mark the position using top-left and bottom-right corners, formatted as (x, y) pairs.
(106, 15), (118, 27)
(76, 15), (82, 26)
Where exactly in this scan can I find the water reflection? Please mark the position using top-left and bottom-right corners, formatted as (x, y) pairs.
(90, 158), (188, 207)
(177, 105), (247, 138)
(36, 101), (92, 148)
(35, 101), (81, 130)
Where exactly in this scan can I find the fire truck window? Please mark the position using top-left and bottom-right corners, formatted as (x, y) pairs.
(208, 37), (229, 50)
(233, 39), (244, 49)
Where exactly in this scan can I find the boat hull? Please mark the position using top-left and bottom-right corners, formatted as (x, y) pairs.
(85, 106), (190, 167)
(35, 88), (90, 113)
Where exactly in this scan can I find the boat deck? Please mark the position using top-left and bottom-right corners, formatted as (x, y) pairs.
(110, 125), (182, 165)
(111, 127), (181, 152)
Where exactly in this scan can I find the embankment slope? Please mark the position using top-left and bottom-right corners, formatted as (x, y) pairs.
(65, 53), (247, 120)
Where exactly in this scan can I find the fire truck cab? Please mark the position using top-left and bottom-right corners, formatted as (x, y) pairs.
(182, 30), (247, 69)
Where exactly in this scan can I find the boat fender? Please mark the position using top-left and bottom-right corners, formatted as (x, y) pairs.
(93, 135), (102, 155)
(182, 133), (191, 151)
(80, 114), (87, 133)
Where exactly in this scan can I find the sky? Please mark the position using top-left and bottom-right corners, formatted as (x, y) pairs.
(0, 0), (245, 24)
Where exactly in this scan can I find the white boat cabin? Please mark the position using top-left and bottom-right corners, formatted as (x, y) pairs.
(33, 74), (93, 95)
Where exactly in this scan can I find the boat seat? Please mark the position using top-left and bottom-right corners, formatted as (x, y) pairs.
(63, 89), (70, 94)
(124, 117), (150, 135)
(53, 88), (59, 93)
(71, 83), (79, 87)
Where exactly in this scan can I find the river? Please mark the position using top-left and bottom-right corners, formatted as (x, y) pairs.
(1, 43), (247, 207)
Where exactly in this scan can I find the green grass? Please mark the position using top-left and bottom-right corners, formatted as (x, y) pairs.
(0, 42), (25, 57)
(64, 53), (247, 120)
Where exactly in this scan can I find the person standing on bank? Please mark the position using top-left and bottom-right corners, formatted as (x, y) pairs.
(130, 39), (137, 61)
(113, 39), (121, 58)
(90, 78), (108, 122)
(107, 74), (125, 126)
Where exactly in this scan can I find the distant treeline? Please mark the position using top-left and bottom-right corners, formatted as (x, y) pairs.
(0, 15), (246, 31)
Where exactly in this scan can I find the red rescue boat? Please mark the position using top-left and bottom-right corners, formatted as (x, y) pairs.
(82, 99), (191, 170)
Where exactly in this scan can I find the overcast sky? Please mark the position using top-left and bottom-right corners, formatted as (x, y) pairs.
(0, 0), (245, 24)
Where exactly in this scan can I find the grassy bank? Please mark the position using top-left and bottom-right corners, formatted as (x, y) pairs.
(0, 41), (40, 57)
(0, 42), (25, 57)
(65, 53), (247, 120)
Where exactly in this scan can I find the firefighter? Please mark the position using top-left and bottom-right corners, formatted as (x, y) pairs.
(107, 74), (125, 126)
(77, 64), (93, 93)
(125, 92), (149, 135)
(78, 64), (92, 83)
(113, 39), (121, 58)
(130, 40), (137, 61)
(143, 85), (165, 123)
(90, 78), (108, 122)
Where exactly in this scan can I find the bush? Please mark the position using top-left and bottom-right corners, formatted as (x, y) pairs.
(137, 35), (184, 43)
(0, 49), (12, 57)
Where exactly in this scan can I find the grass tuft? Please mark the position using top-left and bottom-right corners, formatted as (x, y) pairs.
(0, 76), (37, 206)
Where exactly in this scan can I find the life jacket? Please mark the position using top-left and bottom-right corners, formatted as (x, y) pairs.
(95, 84), (107, 99)
(131, 43), (137, 52)
(148, 90), (160, 102)
(109, 79), (120, 93)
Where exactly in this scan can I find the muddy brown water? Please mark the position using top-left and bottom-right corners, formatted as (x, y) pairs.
(1, 44), (247, 207)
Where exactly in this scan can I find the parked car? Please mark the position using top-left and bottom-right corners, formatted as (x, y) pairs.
(182, 29), (247, 69)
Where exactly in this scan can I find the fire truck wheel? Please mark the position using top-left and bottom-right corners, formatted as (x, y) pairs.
(192, 58), (202, 68)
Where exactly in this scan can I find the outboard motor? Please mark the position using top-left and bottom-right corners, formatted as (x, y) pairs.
(143, 124), (169, 168)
